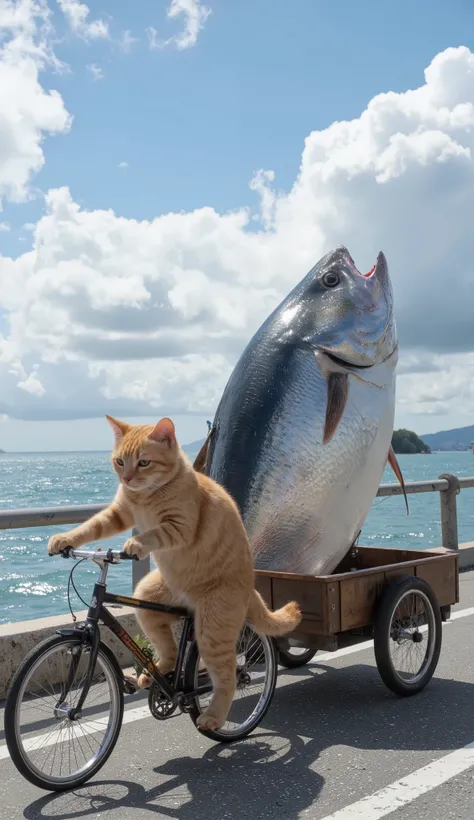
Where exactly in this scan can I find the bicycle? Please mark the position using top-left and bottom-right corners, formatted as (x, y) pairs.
(4, 547), (278, 792)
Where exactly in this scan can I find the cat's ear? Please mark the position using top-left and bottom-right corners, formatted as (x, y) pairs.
(149, 417), (176, 447)
(105, 415), (129, 445)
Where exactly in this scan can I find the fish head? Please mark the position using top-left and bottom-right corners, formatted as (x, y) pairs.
(283, 245), (396, 368)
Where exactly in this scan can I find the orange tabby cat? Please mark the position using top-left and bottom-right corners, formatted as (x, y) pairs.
(47, 416), (301, 731)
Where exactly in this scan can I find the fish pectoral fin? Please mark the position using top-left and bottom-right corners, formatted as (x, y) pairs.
(387, 444), (409, 515)
(323, 372), (349, 444)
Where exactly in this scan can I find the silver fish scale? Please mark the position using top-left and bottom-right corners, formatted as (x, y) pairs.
(242, 351), (394, 575)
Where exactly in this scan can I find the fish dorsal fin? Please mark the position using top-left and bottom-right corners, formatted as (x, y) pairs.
(323, 372), (349, 444)
(193, 426), (215, 474)
(387, 444), (409, 514)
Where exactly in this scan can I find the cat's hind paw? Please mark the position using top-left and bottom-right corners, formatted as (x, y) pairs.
(137, 671), (153, 689)
(196, 712), (223, 732)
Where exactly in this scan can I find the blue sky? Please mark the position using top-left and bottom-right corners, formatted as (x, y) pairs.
(3, 0), (474, 246)
(1, 0), (474, 450)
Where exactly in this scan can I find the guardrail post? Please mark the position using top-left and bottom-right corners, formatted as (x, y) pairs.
(131, 527), (151, 590)
(438, 473), (460, 551)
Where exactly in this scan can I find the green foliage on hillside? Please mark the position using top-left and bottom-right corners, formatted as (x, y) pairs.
(421, 425), (474, 451)
(392, 429), (431, 455)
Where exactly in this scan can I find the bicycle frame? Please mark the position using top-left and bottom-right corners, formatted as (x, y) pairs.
(57, 552), (213, 717)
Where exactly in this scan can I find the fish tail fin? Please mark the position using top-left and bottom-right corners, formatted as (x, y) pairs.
(388, 444), (409, 515)
(247, 590), (302, 637)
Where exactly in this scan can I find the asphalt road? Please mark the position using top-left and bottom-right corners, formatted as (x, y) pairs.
(1, 570), (474, 820)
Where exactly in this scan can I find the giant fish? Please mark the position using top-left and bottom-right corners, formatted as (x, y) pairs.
(194, 246), (407, 576)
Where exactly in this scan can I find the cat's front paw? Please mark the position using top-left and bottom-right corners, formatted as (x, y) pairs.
(123, 536), (149, 560)
(48, 533), (75, 556)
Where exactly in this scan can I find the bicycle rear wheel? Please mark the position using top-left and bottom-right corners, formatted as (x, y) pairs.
(184, 623), (277, 742)
(5, 633), (124, 792)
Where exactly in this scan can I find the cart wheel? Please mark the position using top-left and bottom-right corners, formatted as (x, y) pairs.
(278, 645), (318, 669)
(374, 576), (442, 697)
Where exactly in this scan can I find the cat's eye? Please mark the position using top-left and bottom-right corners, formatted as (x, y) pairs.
(138, 459), (151, 467)
(115, 458), (124, 467)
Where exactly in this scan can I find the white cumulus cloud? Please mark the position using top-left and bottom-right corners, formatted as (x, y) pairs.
(1, 45), (474, 428)
(56, 0), (109, 40)
(0, 0), (71, 208)
(147, 0), (211, 51)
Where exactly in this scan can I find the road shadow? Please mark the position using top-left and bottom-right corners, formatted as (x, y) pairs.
(23, 661), (474, 820)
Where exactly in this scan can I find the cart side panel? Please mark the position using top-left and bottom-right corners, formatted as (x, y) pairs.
(271, 577), (340, 635)
(383, 565), (417, 584)
(326, 581), (341, 633)
(339, 572), (385, 631)
(255, 574), (273, 609)
(415, 554), (459, 606)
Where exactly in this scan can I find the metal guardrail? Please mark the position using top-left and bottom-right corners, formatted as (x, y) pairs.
(0, 473), (473, 589)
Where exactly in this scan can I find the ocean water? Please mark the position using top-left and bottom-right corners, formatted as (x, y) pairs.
(0, 450), (473, 625)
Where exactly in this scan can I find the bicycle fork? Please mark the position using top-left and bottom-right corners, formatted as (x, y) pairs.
(54, 623), (101, 721)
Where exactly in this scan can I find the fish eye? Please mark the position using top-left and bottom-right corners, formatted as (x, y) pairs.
(322, 271), (340, 288)
(115, 458), (124, 467)
(138, 459), (151, 468)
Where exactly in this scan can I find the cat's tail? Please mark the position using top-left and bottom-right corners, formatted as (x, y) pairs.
(247, 589), (302, 637)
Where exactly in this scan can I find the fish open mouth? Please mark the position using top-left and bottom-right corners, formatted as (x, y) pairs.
(349, 255), (376, 278)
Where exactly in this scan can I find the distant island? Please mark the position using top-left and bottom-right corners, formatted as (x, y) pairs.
(420, 425), (474, 452)
(182, 439), (205, 457)
(391, 429), (430, 455)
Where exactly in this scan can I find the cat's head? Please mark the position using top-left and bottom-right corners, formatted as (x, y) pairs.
(106, 415), (181, 492)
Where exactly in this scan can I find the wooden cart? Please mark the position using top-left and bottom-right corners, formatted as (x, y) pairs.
(255, 545), (459, 695)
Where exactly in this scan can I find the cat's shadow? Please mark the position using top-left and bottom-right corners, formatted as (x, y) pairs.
(21, 733), (319, 820)
(22, 661), (474, 820)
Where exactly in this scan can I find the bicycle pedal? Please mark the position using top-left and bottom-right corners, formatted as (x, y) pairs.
(123, 674), (139, 695)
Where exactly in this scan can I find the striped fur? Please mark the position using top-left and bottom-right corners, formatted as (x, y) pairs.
(47, 416), (301, 732)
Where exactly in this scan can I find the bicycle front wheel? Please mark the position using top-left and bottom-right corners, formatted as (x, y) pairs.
(184, 623), (277, 742)
(5, 633), (124, 792)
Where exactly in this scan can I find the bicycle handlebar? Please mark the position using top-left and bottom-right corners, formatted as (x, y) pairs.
(57, 547), (140, 562)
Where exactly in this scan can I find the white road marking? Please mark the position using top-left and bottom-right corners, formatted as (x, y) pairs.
(318, 741), (474, 819)
(1, 602), (474, 765)
(0, 705), (150, 761)
(450, 604), (474, 621)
